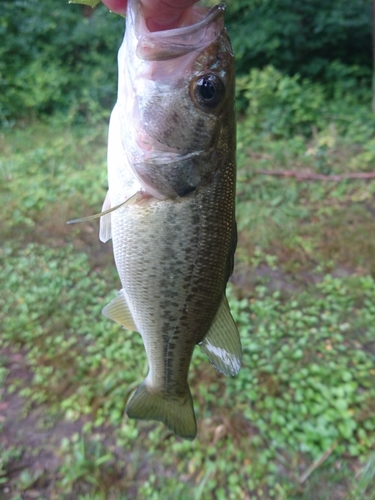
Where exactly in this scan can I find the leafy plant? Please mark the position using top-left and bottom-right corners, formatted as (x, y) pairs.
(0, 0), (124, 124)
(226, 0), (372, 82)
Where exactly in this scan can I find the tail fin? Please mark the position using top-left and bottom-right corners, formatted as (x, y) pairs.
(125, 382), (197, 440)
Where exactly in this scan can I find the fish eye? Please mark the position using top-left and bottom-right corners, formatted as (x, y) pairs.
(194, 75), (224, 110)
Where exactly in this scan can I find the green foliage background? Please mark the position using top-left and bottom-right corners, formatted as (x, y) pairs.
(0, 0), (124, 124)
(0, 0), (372, 123)
(226, 0), (372, 80)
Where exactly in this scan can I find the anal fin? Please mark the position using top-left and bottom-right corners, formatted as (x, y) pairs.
(199, 295), (242, 376)
(102, 289), (137, 331)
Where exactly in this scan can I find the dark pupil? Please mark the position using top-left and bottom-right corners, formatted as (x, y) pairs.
(198, 78), (215, 101)
(194, 74), (223, 109)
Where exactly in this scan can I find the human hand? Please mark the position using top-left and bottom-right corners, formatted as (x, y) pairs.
(101, 0), (199, 31)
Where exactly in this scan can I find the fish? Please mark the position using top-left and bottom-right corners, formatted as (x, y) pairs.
(99, 0), (241, 440)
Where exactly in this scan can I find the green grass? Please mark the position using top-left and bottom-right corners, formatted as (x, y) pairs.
(1, 117), (375, 499)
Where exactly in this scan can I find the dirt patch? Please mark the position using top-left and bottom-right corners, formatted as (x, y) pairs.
(1, 349), (86, 499)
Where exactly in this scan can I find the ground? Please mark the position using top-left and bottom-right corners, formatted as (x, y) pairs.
(1, 120), (375, 499)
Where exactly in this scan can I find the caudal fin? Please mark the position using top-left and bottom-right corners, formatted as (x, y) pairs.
(125, 382), (197, 440)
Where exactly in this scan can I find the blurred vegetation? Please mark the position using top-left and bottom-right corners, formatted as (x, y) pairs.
(0, 0), (372, 124)
(226, 0), (372, 81)
(1, 0), (375, 498)
(0, 0), (124, 125)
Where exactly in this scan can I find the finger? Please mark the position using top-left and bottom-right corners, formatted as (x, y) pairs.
(101, 0), (199, 31)
(101, 0), (127, 14)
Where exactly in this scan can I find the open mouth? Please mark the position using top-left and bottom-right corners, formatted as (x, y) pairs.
(128, 0), (226, 61)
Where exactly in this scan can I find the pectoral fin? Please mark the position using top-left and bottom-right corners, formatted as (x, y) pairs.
(102, 289), (137, 331)
(199, 295), (242, 376)
(99, 191), (112, 243)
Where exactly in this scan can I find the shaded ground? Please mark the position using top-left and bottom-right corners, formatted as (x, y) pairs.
(1, 350), (81, 499)
(1, 203), (117, 499)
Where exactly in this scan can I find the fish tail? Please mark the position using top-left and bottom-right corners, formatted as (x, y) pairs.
(125, 382), (197, 440)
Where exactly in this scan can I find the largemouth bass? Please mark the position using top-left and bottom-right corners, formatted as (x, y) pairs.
(100, 0), (241, 440)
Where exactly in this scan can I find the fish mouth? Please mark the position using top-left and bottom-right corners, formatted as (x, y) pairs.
(129, 1), (226, 61)
(119, 1), (230, 199)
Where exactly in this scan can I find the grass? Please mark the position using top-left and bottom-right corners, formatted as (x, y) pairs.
(0, 112), (375, 499)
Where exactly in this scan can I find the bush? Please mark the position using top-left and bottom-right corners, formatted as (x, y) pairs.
(0, 0), (124, 124)
(0, 0), (372, 125)
(226, 0), (372, 82)
(237, 66), (326, 136)
(237, 65), (375, 139)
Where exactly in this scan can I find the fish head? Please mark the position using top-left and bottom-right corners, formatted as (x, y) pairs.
(117, 1), (235, 199)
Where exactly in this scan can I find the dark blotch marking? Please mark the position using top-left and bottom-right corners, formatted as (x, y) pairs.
(177, 185), (196, 197)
